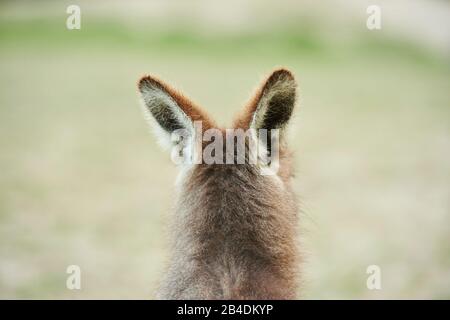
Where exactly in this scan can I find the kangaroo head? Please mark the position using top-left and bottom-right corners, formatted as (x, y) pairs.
(138, 68), (297, 183)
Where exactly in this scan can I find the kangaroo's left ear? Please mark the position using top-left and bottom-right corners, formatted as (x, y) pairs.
(235, 68), (297, 134)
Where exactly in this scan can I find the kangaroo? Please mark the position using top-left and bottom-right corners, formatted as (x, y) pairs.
(137, 68), (299, 299)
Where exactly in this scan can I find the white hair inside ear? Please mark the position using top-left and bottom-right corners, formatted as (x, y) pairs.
(139, 77), (195, 147)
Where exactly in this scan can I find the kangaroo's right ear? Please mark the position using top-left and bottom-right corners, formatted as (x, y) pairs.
(138, 75), (213, 149)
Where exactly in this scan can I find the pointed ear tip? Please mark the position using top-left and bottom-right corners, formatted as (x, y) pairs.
(137, 75), (150, 91)
(137, 75), (161, 92)
(269, 68), (296, 83)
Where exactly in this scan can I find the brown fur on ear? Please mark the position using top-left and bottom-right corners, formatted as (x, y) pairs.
(233, 68), (297, 130)
(138, 75), (216, 131)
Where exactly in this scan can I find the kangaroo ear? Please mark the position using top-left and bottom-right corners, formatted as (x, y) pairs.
(235, 68), (297, 133)
(138, 75), (213, 149)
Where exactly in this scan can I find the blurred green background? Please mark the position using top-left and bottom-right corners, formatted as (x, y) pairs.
(0, 0), (449, 299)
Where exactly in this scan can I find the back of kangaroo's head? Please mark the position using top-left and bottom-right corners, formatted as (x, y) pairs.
(138, 68), (298, 195)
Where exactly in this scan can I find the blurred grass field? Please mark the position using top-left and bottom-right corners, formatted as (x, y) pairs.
(0, 0), (449, 299)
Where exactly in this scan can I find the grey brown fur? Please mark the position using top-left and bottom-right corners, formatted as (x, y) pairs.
(138, 69), (300, 299)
